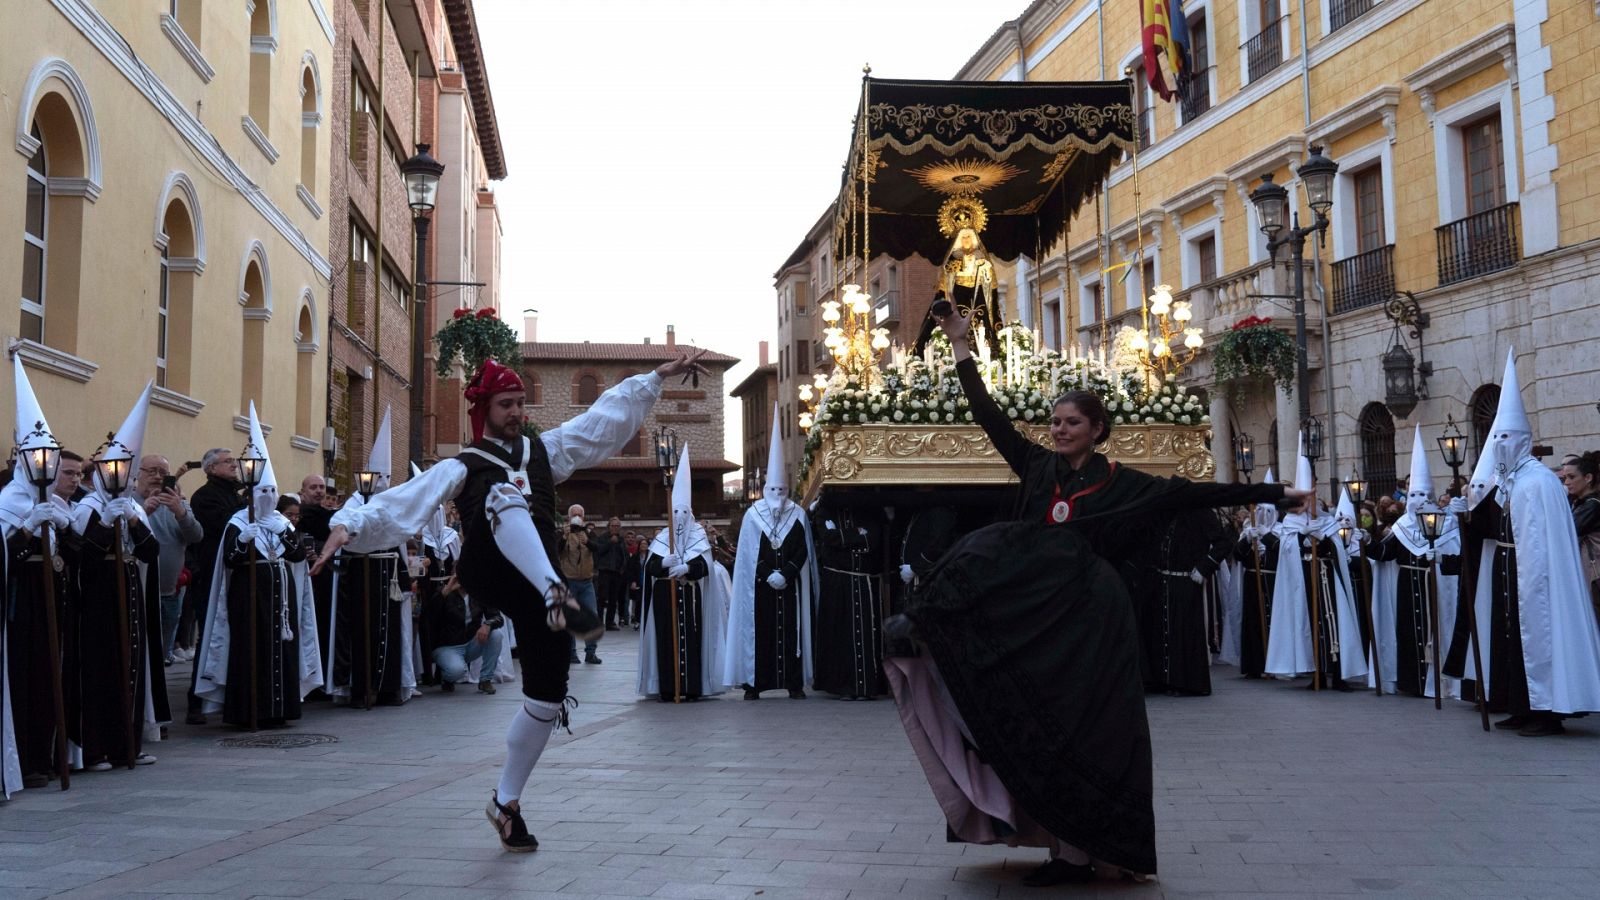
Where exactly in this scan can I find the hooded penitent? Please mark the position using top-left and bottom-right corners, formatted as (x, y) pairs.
(638, 443), (728, 697)
(0, 355), (60, 530)
(1488, 348), (1600, 713)
(92, 381), (155, 503)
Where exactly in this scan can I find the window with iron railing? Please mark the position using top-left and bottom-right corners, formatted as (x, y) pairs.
(1180, 13), (1212, 123)
(1436, 202), (1519, 285)
(1244, 17), (1285, 84)
(1329, 0), (1376, 32)
(1360, 403), (1398, 498)
(1331, 244), (1394, 313)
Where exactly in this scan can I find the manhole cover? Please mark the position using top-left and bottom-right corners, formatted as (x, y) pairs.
(218, 733), (339, 749)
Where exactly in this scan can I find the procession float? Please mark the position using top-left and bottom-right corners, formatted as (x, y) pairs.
(795, 73), (1216, 507)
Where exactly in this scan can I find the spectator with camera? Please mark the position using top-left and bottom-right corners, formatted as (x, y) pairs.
(558, 504), (603, 664)
(133, 455), (203, 665)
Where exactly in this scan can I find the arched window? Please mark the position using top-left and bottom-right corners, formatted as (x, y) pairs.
(156, 192), (200, 392)
(17, 59), (99, 355)
(1469, 384), (1500, 460)
(240, 245), (271, 416)
(295, 301), (316, 437)
(248, 1), (276, 142)
(524, 371), (542, 406)
(1359, 403), (1398, 499)
(21, 124), (46, 343)
(1267, 419), (1279, 478)
(573, 370), (601, 405)
(299, 62), (319, 194)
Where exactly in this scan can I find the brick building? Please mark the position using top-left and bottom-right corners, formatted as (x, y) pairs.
(324, 0), (436, 490)
(728, 341), (779, 501)
(521, 329), (740, 526)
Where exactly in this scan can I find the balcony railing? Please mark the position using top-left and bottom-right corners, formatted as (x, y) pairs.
(1243, 18), (1286, 84)
(1331, 244), (1395, 313)
(872, 290), (901, 329)
(1436, 202), (1519, 286)
(1330, 0), (1376, 32)
(1181, 67), (1213, 122)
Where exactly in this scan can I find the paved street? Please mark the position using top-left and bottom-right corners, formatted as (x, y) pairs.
(3, 635), (1598, 900)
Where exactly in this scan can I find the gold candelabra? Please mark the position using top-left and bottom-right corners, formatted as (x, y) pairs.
(799, 282), (889, 430)
(1127, 283), (1203, 381)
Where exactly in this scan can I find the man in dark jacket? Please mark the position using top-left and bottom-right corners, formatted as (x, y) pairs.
(184, 446), (246, 724)
(424, 575), (505, 693)
(592, 517), (628, 630)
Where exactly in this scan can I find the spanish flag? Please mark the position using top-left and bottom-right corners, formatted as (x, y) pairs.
(1141, 0), (1190, 101)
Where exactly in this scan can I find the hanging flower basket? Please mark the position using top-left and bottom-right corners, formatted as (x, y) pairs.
(433, 307), (522, 378)
(1211, 316), (1296, 395)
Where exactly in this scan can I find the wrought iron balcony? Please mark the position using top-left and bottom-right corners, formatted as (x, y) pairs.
(1331, 244), (1395, 313)
(1181, 67), (1213, 122)
(871, 290), (901, 329)
(1436, 202), (1519, 286)
(1244, 18), (1286, 84)
(1329, 0), (1376, 32)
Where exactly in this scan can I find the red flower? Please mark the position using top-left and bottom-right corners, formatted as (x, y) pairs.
(452, 308), (470, 319)
(1230, 315), (1274, 331)
(475, 307), (497, 319)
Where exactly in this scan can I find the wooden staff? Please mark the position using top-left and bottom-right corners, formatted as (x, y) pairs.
(1307, 537), (1323, 691)
(668, 517), (682, 704)
(111, 516), (136, 769)
(1464, 570), (1491, 731)
(246, 502), (260, 732)
(36, 505), (69, 789)
(1427, 559), (1443, 711)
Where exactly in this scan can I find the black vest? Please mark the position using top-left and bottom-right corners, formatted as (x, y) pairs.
(456, 436), (558, 607)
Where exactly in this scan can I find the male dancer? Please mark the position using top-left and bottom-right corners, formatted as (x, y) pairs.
(314, 350), (706, 851)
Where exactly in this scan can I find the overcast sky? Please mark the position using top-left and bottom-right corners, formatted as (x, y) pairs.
(476, 0), (1007, 469)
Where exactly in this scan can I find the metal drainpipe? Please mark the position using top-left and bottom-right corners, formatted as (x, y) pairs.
(373, 4), (386, 443)
(1297, 0), (1312, 126)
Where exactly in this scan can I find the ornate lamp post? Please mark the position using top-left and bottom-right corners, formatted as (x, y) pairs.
(353, 469), (381, 501)
(1302, 415), (1324, 499)
(237, 442), (267, 732)
(1417, 504), (1447, 711)
(90, 443), (137, 767)
(400, 144), (445, 467)
(1250, 146), (1338, 424)
(1434, 414), (1489, 730)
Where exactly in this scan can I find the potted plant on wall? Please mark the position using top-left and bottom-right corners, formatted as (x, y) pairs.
(433, 306), (522, 377)
(1211, 315), (1297, 397)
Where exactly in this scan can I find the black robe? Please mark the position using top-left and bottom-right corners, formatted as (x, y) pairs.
(331, 550), (405, 706)
(748, 525), (808, 693)
(812, 504), (886, 699)
(216, 523), (307, 726)
(1367, 534), (1461, 697)
(1462, 494), (1528, 714)
(1236, 532), (1280, 677)
(643, 553), (709, 701)
(72, 511), (166, 764)
(5, 526), (76, 780)
(898, 357), (1284, 875)
(1126, 509), (1229, 696)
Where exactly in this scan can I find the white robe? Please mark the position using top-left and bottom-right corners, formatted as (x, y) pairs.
(636, 527), (731, 698)
(1217, 558), (1243, 667)
(725, 502), (818, 688)
(1, 527), (21, 799)
(194, 510), (324, 712)
(1502, 459), (1600, 713)
(1266, 513), (1367, 679)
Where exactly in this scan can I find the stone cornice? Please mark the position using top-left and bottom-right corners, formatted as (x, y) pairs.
(1224, 135), (1308, 190)
(1404, 24), (1516, 119)
(1308, 85), (1402, 146)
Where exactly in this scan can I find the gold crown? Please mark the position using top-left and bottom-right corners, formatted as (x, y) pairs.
(937, 196), (989, 238)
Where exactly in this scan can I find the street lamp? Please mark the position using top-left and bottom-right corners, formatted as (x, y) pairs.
(400, 143), (445, 471)
(353, 470), (380, 500)
(1437, 415), (1468, 478)
(1233, 432), (1255, 483)
(237, 444), (267, 496)
(1344, 466), (1366, 507)
(654, 426), (680, 488)
(1250, 146), (1339, 425)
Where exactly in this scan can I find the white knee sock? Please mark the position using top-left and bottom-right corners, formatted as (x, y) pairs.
(495, 699), (562, 804)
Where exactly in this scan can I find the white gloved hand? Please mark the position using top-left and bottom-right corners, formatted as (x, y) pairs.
(1240, 526), (1257, 541)
(485, 483), (529, 519)
(1421, 548), (1438, 563)
(23, 503), (57, 533)
(1254, 541), (1268, 557)
(668, 563), (691, 579)
(1446, 496), (1468, 514)
(1353, 529), (1368, 545)
(45, 495), (73, 529)
(259, 511), (292, 534)
(236, 523), (262, 546)
(899, 563), (914, 585)
(1188, 568), (1205, 585)
(103, 497), (137, 523)
(661, 553), (683, 569)
(766, 571), (788, 591)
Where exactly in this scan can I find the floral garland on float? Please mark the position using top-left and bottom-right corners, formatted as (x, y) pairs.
(795, 324), (1212, 490)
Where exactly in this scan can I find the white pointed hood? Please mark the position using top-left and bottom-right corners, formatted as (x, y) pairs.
(1491, 347), (1534, 479)
(13, 355), (58, 455)
(1294, 432), (1314, 493)
(1336, 486), (1357, 527)
(649, 444), (708, 559)
(244, 400), (279, 500)
(1467, 432), (1499, 508)
(1263, 466), (1276, 485)
(1406, 424), (1432, 512)
(92, 380), (154, 500)
(671, 443), (693, 522)
(366, 406), (392, 490)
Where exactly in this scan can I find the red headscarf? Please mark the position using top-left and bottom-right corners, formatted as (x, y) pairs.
(464, 359), (524, 442)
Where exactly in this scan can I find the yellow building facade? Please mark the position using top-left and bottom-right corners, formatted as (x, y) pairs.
(961, 0), (1600, 491)
(0, 0), (331, 476)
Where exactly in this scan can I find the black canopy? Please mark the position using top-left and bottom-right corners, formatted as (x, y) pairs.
(839, 78), (1135, 264)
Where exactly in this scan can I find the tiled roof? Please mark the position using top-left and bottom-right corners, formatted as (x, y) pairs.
(730, 363), (777, 398)
(441, 0), (506, 180)
(520, 342), (739, 366)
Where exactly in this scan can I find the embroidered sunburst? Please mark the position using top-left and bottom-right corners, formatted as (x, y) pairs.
(908, 158), (1022, 196)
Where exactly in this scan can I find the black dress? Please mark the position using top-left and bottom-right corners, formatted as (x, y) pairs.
(895, 357), (1284, 875)
(217, 523), (307, 726)
(5, 526), (76, 781)
(1126, 509), (1230, 696)
(812, 503), (886, 699)
(1462, 492), (1528, 714)
(332, 549), (405, 706)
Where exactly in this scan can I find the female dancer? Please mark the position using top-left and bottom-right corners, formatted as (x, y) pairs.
(884, 309), (1306, 885)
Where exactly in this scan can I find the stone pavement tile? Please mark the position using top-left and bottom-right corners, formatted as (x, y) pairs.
(647, 883), (756, 900)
